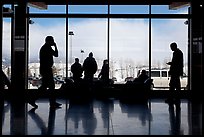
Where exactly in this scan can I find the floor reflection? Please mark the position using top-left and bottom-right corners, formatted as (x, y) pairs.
(0, 98), (202, 135)
(65, 99), (97, 135)
(28, 106), (59, 135)
(167, 99), (184, 135)
(119, 100), (152, 127)
(96, 99), (114, 135)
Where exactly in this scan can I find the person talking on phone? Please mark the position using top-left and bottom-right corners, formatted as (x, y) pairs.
(29, 36), (62, 108)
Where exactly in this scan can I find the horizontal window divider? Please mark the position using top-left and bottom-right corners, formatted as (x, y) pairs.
(3, 14), (14, 18)
(27, 13), (191, 19)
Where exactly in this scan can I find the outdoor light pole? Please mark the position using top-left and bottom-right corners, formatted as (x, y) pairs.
(69, 31), (74, 64)
(69, 31), (74, 77)
(80, 49), (84, 62)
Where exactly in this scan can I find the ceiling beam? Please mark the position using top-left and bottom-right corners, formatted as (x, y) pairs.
(28, 2), (47, 10)
(169, 2), (190, 10)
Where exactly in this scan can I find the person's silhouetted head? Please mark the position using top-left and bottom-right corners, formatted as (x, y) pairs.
(45, 36), (54, 44)
(75, 58), (79, 63)
(141, 70), (146, 75)
(103, 59), (108, 65)
(89, 52), (93, 57)
(170, 42), (177, 51)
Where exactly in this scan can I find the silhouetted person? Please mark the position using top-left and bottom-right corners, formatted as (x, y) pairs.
(82, 52), (98, 85)
(71, 58), (83, 85)
(166, 42), (183, 103)
(29, 36), (61, 108)
(133, 69), (149, 84)
(60, 78), (74, 91)
(98, 59), (109, 86)
(167, 42), (183, 91)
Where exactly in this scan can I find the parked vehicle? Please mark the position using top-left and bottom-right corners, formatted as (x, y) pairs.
(137, 68), (188, 89)
(125, 77), (135, 82)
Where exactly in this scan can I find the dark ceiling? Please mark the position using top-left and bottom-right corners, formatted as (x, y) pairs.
(2, 0), (192, 5)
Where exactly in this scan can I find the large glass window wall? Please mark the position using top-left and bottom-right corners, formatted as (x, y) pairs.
(2, 3), (190, 90)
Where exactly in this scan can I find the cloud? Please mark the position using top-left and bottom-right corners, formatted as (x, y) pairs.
(3, 18), (188, 67)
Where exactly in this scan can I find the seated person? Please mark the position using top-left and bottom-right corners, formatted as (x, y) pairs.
(98, 59), (109, 86)
(60, 78), (74, 91)
(133, 70), (149, 84)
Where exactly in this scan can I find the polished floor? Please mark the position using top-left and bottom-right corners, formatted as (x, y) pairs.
(1, 97), (202, 135)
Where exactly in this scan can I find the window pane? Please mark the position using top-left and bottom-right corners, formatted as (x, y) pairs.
(162, 71), (167, 77)
(151, 71), (160, 77)
(152, 19), (188, 89)
(110, 5), (149, 14)
(29, 18), (66, 89)
(69, 18), (107, 79)
(29, 5), (66, 13)
(151, 4), (189, 14)
(110, 19), (149, 83)
(68, 5), (108, 14)
(2, 18), (11, 88)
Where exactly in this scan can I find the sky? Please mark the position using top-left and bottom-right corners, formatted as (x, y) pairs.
(2, 4), (189, 70)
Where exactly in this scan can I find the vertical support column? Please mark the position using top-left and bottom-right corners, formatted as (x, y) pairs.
(11, 3), (28, 91)
(10, 3), (28, 135)
(66, 3), (68, 79)
(188, 102), (203, 135)
(107, 3), (110, 81)
(189, 2), (203, 93)
(149, 5), (152, 77)
(188, 2), (203, 135)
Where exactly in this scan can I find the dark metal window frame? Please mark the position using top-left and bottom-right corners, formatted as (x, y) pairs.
(2, 2), (191, 87)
